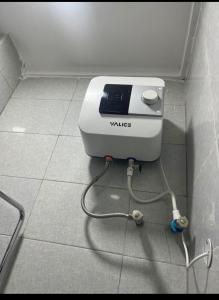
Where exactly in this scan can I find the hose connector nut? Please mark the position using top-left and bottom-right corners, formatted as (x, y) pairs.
(104, 155), (113, 162)
(176, 216), (189, 229)
(131, 210), (144, 226)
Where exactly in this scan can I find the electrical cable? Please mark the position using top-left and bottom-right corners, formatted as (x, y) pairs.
(181, 232), (211, 269)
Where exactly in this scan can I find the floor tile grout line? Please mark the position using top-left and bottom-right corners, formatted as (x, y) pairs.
(117, 195), (131, 294)
(57, 78), (79, 137)
(20, 136), (60, 236)
(8, 98), (186, 107)
(0, 131), (61, 137)
(21, 81), (80, 229)
(0, 130), (67, 137)
(0, 174), (188, 198)
(10, 77), (80, 102)
(22, 235), (124, 257)
(164, 226), (172, 265)
(0, 77), (187, 260)
(0, 78), (187, 290)
(21, 79), (79, 242)
(0, 129), (186, 145)
(122, 253), (186, 268)
(117, 256), (124, 294)
(10, 97), (76, 102)
(18, 178), (44, 239)
(0, 232), (185, 269)
(10, 96), (84, 102)
(9, 97), (73, 102)
(16, 235), (186, 268)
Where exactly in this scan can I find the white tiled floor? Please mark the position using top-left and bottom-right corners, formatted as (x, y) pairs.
(0, 77), (187, 294)
(60, 101), (82, 136)
(12, 77), (77, 101)
(119, 256), (186, 294)
(0, 132), (57, 179)
(0, 98), (70, 135)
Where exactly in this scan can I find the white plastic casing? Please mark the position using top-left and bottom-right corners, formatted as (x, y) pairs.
(78, 76), (165, 161)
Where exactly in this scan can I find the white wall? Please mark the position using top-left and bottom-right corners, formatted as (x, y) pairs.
(0, 2), (195, 78)
(185, 2), (219, 293)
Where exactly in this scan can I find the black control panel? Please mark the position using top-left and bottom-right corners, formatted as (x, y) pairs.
(99, 84), (132, 115)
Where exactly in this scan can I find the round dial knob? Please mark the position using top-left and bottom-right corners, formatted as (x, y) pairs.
(142, 90), (158, 105)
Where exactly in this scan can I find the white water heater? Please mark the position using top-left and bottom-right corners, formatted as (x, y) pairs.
(78, 76), (165, 161)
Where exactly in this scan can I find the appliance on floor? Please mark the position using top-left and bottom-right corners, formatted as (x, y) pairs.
(78, 76), (213, 270)
(79, 76), (164, 162)
(78, 76), (187, 228)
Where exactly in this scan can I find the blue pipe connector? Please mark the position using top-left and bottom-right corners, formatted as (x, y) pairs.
(170, 216), (189, 233)
(170, 219), (183, 233)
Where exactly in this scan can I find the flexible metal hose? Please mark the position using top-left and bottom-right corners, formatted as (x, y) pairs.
(127, 158), (177, 210)
(81, 160), (131, 220)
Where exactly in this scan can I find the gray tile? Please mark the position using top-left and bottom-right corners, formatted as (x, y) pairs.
(129, 191), (187, 226)
(124, 215), (170, 262)
(0, 98), (70, 135)
(184, 5), (219, 294)
(131, 159), (165, 193)
(164, 81), (185, 105)
(46, 136), (161, 191)
(127, 192), (187, 265)
(119, 256), (186, 294)
(0, 73), (12, 114)
(211, 245), (219, 273)
(73, 78), (92, 101)
(185, 79), (204, 128)
(129, 190), (169, 225)
(211, 79), (219, 139)
(190, 146), (219, 250)
(189, 80), (215, 182)
(45, 136), (129, 189)
(0, 176), (42, 235)
(12, 77), (77, 101)
(0, 235), (10, 263)
(165, 229), (187, 266)
(45, 136), (100, 184)
(161, 144), (187, 196)
(0, 132), (57, 179)
(130, 145), (186, 195)
(205, 3), (219, 80)
(188, 6), (209, 81)
(25, 181), (129, 254)
(207, 260), (219, 294)
(187, 257), (219, 294)
(4, 239), (122, 294)
(206, 269), (219, 293)
(60, 100), (82, 136)
(45, 136), (186, 195)
(163, 105), (185, 144)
